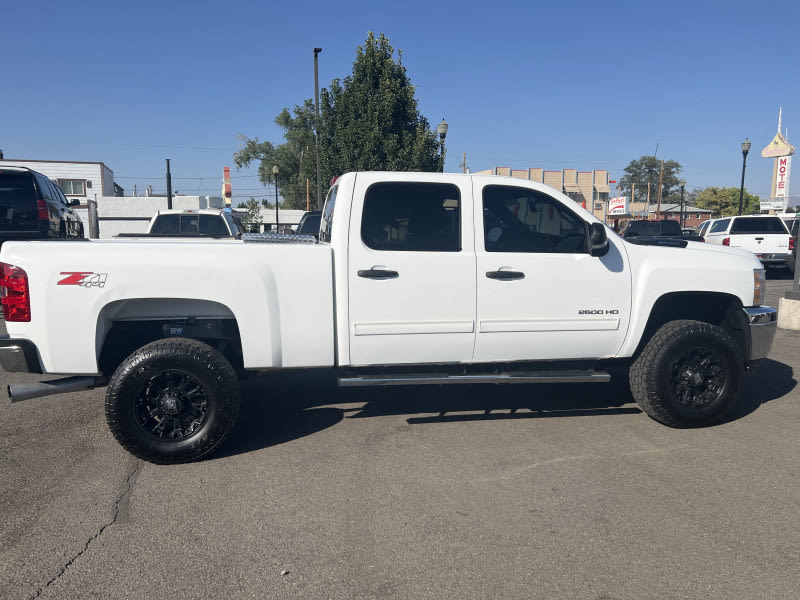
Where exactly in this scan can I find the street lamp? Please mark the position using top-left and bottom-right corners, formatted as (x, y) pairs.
(272, 165), (279, 232)
(679, 181), (686, 228)
(436, 118), (448, 172)
(738, 138), (751, 215)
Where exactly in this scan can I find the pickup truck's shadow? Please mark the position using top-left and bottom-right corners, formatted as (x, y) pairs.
(724, 358), (796, 422)
(216, 360), (795, 459)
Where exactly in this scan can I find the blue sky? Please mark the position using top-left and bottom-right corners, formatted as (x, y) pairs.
(2, 0), (798, 206)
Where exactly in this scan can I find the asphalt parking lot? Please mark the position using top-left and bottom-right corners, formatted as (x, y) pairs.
(1, 274), (798, 600)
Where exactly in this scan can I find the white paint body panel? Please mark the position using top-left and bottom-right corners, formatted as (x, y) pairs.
(618, 240), (761, 356)
(1, 239), (334, 374)
(471, 178), (632, 361)
(345, 172), (476, 365)
(0, 172), (764, 376)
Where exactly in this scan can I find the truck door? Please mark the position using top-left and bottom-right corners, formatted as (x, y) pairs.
(472, 181), (631, 362)
(347, 174), (476, 366)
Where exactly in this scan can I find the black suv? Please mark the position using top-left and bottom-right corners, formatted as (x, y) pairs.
(0, 166), (84, 247)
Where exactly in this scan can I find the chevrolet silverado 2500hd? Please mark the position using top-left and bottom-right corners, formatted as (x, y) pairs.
(0, 172), (778, 463)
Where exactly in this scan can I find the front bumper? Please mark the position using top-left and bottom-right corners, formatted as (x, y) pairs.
(743, 306), (777, 363)
(0, 336), (42, 374)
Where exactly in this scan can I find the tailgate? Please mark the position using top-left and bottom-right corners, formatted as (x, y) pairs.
(730, 233), (789, 254)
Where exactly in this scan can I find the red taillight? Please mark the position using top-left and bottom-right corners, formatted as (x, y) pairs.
(790, 236), (795, 251)
(722, 237), (730, 246)
(0, 263), (31, 322)
(37, 199), (48, 221)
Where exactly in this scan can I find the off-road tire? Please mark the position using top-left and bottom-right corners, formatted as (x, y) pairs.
(630, 320), (743, 428)
(105, 338), (240, 464)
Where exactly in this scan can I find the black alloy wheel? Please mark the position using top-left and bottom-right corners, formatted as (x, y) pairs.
(106, 338), (240, 464)
(630, 320), (743, 428)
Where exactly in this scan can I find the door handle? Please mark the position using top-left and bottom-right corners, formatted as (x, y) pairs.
(358, 268), (399, 280)
(486, 270), (525, 280)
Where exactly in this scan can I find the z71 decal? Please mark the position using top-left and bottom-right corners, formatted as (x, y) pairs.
(58, 272), (108, 288)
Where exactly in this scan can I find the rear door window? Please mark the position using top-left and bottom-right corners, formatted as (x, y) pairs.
(709, 219), (730, 233)
(361, 182), (461, 252)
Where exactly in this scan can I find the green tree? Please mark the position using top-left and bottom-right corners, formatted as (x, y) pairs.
(272, 101), (318, 209)
(619, 156), (683, 204)
(693, 187), (760, 217)
(233, 136), (276, 192)
(236, 197), (263, 232)
(235, 32), (442, 210)
(319, 32), (441, 181)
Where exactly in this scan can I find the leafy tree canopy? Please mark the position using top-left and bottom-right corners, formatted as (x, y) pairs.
(619, 156), (683, 204)
(692, 187), (760, 217)
(234, 32), (443, 210)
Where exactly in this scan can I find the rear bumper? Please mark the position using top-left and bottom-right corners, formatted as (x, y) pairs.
(743, 306), (777, 363)
(754, 253), (792, 267)
(0, 336), (42, 373)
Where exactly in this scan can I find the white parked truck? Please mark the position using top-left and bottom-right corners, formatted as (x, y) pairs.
(116, 208), (246, 238)
(703, 214), (793, 271)
(0, 172), (778, 463)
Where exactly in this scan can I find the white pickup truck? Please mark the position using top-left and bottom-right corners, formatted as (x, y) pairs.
(702, 214), (793, 271)
(0, 172), (778, 464)
(116, 208), (246, 238)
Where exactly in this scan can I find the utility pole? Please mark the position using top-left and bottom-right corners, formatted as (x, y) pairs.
(459, 152), (468, 174)
(314, 48), (322, 211)
(166, 159), (173, 210)
(655, 160), (664, 219)
(680, 182), (686, 228)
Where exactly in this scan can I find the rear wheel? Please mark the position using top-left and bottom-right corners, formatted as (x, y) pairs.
(630, 320), (743, 428)
(105, 338), (240, 464)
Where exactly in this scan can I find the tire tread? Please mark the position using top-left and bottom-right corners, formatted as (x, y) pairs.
(105, 338), (240, 464)
(630, 320), (742, 428)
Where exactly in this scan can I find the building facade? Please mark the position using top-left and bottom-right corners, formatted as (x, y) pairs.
(0, 159), (121, 202)
(475, 166), (611, 220)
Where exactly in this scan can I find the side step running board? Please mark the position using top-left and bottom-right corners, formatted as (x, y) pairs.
(339, 370), (611, 387)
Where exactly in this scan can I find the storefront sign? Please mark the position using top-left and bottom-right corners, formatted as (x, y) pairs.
(775, 156), (791, 199)
(608, 196), (627, 215)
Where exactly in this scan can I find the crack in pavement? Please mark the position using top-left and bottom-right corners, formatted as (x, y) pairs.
(30, 457), (142, 599)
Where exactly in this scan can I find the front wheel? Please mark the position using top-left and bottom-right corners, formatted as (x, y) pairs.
(629, 320), (743, 428)
(105, 338), (240, 464)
